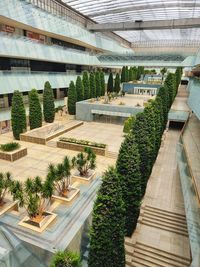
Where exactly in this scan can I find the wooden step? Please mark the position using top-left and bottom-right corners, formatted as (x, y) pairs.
(142, 213), (188, 229)
(140, 219), (188, 236)
(133, 251), (173, 267)
(143, 210), (187, 224)
(135, 242), (190, 263)
(133, 248), (189, 267)
(143, 205), (186, 219)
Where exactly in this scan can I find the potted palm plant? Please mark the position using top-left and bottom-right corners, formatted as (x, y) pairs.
(48, 156), (80, 204)
(72, 147), (96, 183)
(0, 172), (18, 215)
(10, 176), (57, 232)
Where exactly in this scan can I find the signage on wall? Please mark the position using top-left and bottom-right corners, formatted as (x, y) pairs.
(2, 25), (15, 33)
(26, 31), (46, 43)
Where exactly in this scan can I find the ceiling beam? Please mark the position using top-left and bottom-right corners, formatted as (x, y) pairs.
(87, 18), (200, 32)
(89, 3), (200, 18)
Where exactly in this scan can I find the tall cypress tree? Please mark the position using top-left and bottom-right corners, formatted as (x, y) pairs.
(43, 81), (55, 123)
(151, 100), (162, 153)
(11, 90), (27, 140)
(129, 67), (133, 81)
(76, 76), (84, 102)
(164, 73), (174, 108)
(89, 72), (96, 98)
(67, 81), (77, 115)
(95, 71), (101, 97)
(144, 103), (157, 164)
(125, 66), (129, 82)
(107, 72), (114, 93)
(157, 86), (168, 126)
(121, 66), (126, 83)
(132, 67), (137, 81)
(88, 167), (125, 267)
(116, 134), (141, 236)
(28, 89), (42, 130)
(100, 71), (105, 96)
(133, 113), (151, 196)
(114, 73), (121, 93)
(82, 71), (90, 100)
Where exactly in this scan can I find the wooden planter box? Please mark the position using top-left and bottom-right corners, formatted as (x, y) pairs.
(18, 211), (57, 233)
(0, 200), (18, 216)
(52, 187), (80, 205)
(72, 171), (96, 185)
(57, 141), (106, 156)
(0, 147), (27, 162)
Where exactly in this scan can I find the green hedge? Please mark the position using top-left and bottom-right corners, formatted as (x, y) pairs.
(0, 142), (20, 152)
(59, 137), (106, 149)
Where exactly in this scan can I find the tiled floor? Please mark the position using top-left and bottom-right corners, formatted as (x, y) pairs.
(0, 125), (116, 182)
(51, 121), (124, 153)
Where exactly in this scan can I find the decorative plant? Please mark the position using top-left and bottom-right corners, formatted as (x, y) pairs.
(50, 250), (82, 267)
(68, 81), (77, 115)
(59, 137), (106, 149)
(29, 89), (42, 130)
(48, 156), (72, 197)
(43, 81), (55, 123)
(0, 142), (20, 152)
(11, 90), (27, 140)
(0, 172), (12, 206)
(72, 147), (96, 177)
(10, 176), (54, 221)
(55, 105), (64, 116)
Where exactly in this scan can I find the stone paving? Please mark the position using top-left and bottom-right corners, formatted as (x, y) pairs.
(0, 123), (117, 182)
(52, 121), (124, 153)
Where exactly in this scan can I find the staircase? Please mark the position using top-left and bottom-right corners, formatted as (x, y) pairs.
(138, 205), (188, 237)
(125, 241), (191, 267)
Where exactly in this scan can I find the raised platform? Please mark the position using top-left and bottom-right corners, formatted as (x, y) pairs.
(20, 121), (83, 145)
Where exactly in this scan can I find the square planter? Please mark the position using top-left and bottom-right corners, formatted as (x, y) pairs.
(0, 147), (27, 162)
(72, 171), (96, 185)
(0, 200), (18, 216)
(18, 211), (57, 233)
(52, 187), (80, 205)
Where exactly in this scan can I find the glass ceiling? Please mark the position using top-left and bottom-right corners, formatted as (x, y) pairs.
(60, 0), (200, 43)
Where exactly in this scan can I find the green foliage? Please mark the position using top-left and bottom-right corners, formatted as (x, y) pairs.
(164, 73), (174, 108)
(10, 175), (54, 219)
(88, 167), (125, 267)
(50, 250), (82, 267)
(157, 86), (168, 126)
(125, 66), (129, 82)
(137, 66), (144, 80)
(121, 66), (126, 83)
(107, 72), (114, 93)
(123, 116), (135, 133)
(0, 172), (12, 205)
(95, 71), (101, 97)
(133, 112), (151, 196)
(59, 137), (106, 148)
(144, 104), (157, 164)
(76, 76), (84, 102)
(132, 67), (137, 81)
(43, 81), (55, 123)
(129, 67), (133, 81)
(89, 72), (96, 98)
(72, 147), (96, 177)
(160, 67), (167, 81)
(48, 156), (72, 197)
(151, 100), (162, 153)
(100, 71), (105, 96)
(82, 71), (90, 100)
(0, 142), (20, 152)
(68, 81), (77, 115)
(11, 90), (27, 140)
(114, 73), (121, 93)
(29, 89), (42, 130)
(116, 134), (141, 236)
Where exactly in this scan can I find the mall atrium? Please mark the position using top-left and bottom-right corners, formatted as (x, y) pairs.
(0, 1), (200, 267)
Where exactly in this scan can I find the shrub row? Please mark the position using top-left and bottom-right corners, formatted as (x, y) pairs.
(59, 137), (106, 149)
(88, 67), (183, 267)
